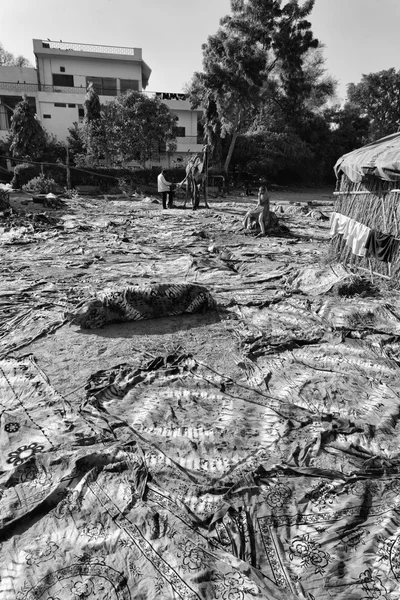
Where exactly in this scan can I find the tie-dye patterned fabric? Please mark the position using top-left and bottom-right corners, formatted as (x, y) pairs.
(2, 348), (400, 599)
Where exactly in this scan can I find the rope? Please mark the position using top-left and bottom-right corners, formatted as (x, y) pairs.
(0, 154), (155, 186)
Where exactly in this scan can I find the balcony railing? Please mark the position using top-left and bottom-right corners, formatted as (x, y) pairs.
(0, 82), (41, 93)
(40, 40), (136, 56)
(0, 82), (193, 100)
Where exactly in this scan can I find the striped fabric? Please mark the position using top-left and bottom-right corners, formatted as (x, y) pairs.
(334, 131), (400, 183)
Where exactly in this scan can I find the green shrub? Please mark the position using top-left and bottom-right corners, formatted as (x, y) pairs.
(22, 173), (58, 195)
(11, 163), (40, 188)
(12, 163), (187, 193)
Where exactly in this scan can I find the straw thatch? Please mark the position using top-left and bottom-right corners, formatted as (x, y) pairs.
(333, 135), (400, 285)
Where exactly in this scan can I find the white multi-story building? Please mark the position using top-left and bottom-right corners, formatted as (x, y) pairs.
(0, 39), (203, 167)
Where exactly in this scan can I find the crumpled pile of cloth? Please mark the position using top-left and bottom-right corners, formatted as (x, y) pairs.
(70, 283), (217, 329)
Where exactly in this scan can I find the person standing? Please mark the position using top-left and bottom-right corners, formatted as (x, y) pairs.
(157, 168), (172, 209)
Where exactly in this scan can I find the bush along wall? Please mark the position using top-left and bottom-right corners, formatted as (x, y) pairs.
(12, 164), (187, 193)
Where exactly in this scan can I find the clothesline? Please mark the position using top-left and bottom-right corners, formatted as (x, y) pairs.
(330, 212), (400, 269)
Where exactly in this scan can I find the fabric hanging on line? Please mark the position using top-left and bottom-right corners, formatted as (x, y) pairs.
(341, 216), (357, 242)
(365, 229), (400, 262)
(329, 212), (352, 236)
(345, 221), (371, 257)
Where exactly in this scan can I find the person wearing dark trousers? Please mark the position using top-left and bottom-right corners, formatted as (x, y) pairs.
(157, 168), (172, 209)
(168, 183), (176, 208)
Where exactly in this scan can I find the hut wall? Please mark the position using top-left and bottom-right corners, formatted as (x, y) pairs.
(332, 174), (400, 284)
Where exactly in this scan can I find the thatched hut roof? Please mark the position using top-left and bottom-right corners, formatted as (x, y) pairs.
(334, 132), (400, 183)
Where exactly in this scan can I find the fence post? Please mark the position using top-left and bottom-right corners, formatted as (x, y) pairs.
(66, 145), (71, 190)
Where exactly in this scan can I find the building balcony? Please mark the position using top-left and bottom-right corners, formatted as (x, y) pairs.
(0, 82), (195, 99)
(0, 81), (41, 94)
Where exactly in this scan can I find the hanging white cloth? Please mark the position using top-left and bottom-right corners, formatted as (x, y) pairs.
(330, 212), (352, 236)
(342, 217), (357, 241)
(345, 221), (371, 257)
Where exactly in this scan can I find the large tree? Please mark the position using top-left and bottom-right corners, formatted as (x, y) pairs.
(9, 95), (46, 159)
(91, 91), (178, 166)
(0, 42), (31, 67)
(188, 0), (320, 175)
(347, 68), (400, 141)
(83, 82), (102, 157)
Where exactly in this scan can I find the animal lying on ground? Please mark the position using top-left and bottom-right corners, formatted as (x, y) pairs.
(70, 283), (216, 329)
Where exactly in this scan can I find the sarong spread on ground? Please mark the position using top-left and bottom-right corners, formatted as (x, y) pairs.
(2, 343), (400, 600)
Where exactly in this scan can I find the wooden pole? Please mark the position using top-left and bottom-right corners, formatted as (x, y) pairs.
(348, 263), (391, 281)
(333, 190), (400, 196)
(381, 196), (387, 231)
(66, 144), (71, 190)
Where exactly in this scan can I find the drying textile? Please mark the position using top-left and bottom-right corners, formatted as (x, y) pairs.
(345, 220), (370, 257)
(329, 212), (357, 240)
(365, 229), (400, 263)
(71, 283), (216, 329)
(329, 212), (350, 236)
(3, 343), (400, 599)
(341, 216), (357, 242)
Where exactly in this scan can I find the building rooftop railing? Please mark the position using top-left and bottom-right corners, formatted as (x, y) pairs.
(40, 40), (136, 56)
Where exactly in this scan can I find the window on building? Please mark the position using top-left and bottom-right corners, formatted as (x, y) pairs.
(68, 104), (76, 108)
(60, 66), (65, 72)
(0, 104), (9, 130)
(54, 103), (67, 107)
(120, 79), (139, 93)
(86, 76), (117, 96)
(176, 126), (186, 137)
(52, 74), (74, 87)
(43, 114), (51, 119)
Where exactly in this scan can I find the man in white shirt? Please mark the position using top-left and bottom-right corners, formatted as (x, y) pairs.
(157, 169), (172, 209)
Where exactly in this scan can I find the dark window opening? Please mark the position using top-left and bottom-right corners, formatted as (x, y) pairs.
(78, 107), (84, 118)
(60, 66), (65, 72)
(42, 42), (50, 48)
(68, 104), (76, 108)
(54, 103), (66, 107)
(52, 73), (74, 87)
(176, 126), (186, 137)
(86, 76), (117, 96)
(120, 79), (139, 93)
(43, 114), (51, 118)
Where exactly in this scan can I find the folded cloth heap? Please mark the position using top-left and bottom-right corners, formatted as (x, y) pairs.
(70, 283), (217, 329)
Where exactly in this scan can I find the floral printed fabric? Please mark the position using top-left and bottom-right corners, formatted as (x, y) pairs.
(2, 346), (400, 599)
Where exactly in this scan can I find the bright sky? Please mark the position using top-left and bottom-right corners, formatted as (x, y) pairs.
(1, 0), (399, 102)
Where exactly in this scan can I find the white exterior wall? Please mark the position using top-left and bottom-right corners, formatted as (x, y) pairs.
(0, 40), (204, 163)
(36, 91), (115, 140)
(0, 66), (37, 84)
(36, 55), (143, 91)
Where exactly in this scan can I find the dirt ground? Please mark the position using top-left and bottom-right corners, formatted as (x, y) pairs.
(1, 186), (334, 401)
(5, 186), (400, 599)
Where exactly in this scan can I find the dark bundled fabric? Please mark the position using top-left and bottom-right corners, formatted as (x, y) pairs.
(365, 229), (400, 262)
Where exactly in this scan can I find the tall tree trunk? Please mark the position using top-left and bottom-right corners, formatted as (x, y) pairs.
(223, 110), (241, 178)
